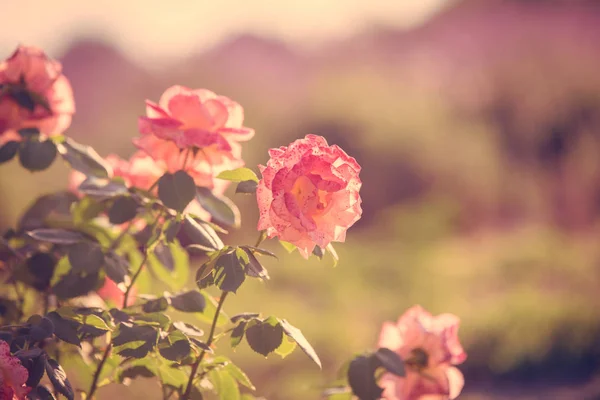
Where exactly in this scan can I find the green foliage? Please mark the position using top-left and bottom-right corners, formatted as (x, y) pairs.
(158, 170), (196, 212)
(216, 167), (259, 183)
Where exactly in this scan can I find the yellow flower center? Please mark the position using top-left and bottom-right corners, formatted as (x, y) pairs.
(290, 176), (332, 216)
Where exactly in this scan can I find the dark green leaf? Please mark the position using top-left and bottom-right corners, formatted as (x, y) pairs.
(0, 298), (19, 321)
(195, 187), (240, 228)
(241, 248), (269, 280)
(347, 355), (383, 400)
(230, 321), (246, 349)
(118, 365), (155, 382)
(17, 128), (40, 138)
(170, 290), (206, 313)
(165, 220), (182, 243)
(108, 196), (139, 224)
(230, 313), (260, 323)
(67, 241), (104, 274)
(374, 348), (405, 377)
(19, 139), (57, 171)
(117, 342), (154, 358)
(159, 332), (191, 362)
(213, 251), (245, 293)
(21, 252), (56, 291)
(52, 271), (101, 300)
(45, 358), (74, 400)
(103, 251), (129, 284)
(216, 168), (258, 183)
(46, 312), (81, 347)
(142, 297), (169, 313)
(22, 354), (46, 388)
(71, 197), (107, 225)
(133, 312), (171, 328)
(154, 242), (175, 272)
(312, 245), (325, 259)
(78, 177), (128, 198)
(245, 317), (283, 357)
(235, 180), (258, 194)
(27, 385), (56, 400)
(173, 321), (204, 337)
(18, 192), (77, 231)
(29, 317), (55, 342)
(147, 241), (189, 291)
(0, 141), (19, 164)
(27, 229), (84, 245)
(158, 171), (196, 212)
(113, 324), (158, 346)
(182, 215), (224, 251)
(278, 319), (321, 368)
(56, 137), (111, 178)
(241, 246), (277, 259)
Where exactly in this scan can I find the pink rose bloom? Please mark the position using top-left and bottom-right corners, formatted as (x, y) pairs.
(0, 340), (30, 399)
(133, 134), (242, 190)
(68, 152), (163, 194)
(97, 277), (136, 308)
(137, 85), (254, 150)
(377, 306), (467, 400)
(0, 45), (74, 144)
(256, 134), (362, 258)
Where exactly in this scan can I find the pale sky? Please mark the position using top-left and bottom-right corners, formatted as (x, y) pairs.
(2, 0), (450, 63)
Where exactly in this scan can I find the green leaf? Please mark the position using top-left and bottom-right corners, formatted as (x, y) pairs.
(216, 168), (259, 183)
(240, 248), (269, 280)
(81, 314), (111, 332)
(159, 331), (191, 362)
(224, 360), (255, 391)
(56, 137), (112, 178)
(158, 171), (196, 212)
(374, 348), (405, 377)
(165, 220), (182, 243)
(209, 369), (240, 400)
(67, 241), (104, 274)
(213, 251), (246, 293)
(133, 312), (171, 329)
(0, 141), (19, 164)
(27, 229), (84, 245)
(45, 358), (74, 400)
(182, 215), (224, 251)
(245, 317), (283, 357)
(113, 323), (158, 346)
(347, 355), (383, 400)
(78, 177), (128, 198)
(274, 334), (297, 359)
(195, 292), (229, 327)
(147, 240), (189, 291)
(19, 138), (57, 171)
(71, 197), (107, 225)
(230, 321), (246, 349)
(108, 196), (139, 224)
(103, 251), (129, 284)
(18, 252), (56, 291)
(173, 321), (204, 337)
(195, 188), (240, 228)
(278, 319), (321, 368)
(240, 246), (277, 259)
(312, 245), (325, 259)
(52, 272), (102, 300)
(18, 192), (77, 231)
(235, 180), (258, 194)
(279, 241), (296, 253)
(170, 290), (206, 313)
(27, 385), (57, 400)
(46, 312), (81, 347)
(142, 297), (169, 313)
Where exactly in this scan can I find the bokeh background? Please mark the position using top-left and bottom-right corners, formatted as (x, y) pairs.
(2, 0), (600, 398)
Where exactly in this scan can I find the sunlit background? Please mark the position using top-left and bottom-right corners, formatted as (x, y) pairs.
(2, 0), (600, 398)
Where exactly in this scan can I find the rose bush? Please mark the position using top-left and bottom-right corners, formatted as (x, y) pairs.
(0, 43), (467, 400)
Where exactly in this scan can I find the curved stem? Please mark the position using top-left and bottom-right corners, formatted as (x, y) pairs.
(182, 291), (229, 399)
(87, 340), (112, 399)
(122, 250), (149, 308)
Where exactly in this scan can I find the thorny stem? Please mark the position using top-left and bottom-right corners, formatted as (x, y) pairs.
(182, 291), (229, 400)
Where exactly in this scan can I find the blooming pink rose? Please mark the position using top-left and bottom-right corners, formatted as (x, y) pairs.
(97, 278), (136, 308)
(0, 340), (30, 399)
(137, 85), (253, 150)
(133, 134), (242, 191)
(256, 134), (362, 258)
(0, 45), (74, 143)
(377, 306), (467, 400)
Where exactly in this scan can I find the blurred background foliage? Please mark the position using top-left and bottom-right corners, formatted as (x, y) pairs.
(2, 0), (600, 398)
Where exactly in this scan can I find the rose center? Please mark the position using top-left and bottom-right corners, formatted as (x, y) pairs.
(290, 176), (331, 216)
(405, 347), (429, 371)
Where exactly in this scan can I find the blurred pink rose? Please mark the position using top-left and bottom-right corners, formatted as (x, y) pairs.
(256, 134), (362, 258)
(377, 305), (467, 400)
(0, 45), (74, 144)
(68, 152), (163, 194)
(137, 85), (253, 150)
(133, 134), (242, 190)
(97, 277), (136, 308)
(0, 340), (30, 399)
